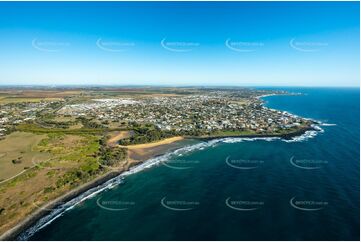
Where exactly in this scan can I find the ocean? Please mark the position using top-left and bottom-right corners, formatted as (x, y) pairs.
(22, 87), (359, 241)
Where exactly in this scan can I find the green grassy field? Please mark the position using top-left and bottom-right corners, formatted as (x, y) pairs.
(16, 123), (106, 135)
(0, 132), (51, 181)
(0, 131), (116, 235)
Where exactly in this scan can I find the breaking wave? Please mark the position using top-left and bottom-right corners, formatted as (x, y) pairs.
(18, 142), (220, 240)
(18, 176), (124, 240)
(320, 123), (337, 126)
(19, 122), (330, 240)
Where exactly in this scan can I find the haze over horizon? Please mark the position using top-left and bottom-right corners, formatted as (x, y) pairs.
(0, 1), (359, 87)
(0, 84), (360, 88)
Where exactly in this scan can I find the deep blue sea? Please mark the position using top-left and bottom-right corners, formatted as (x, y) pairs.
(24, 87), (359, 241)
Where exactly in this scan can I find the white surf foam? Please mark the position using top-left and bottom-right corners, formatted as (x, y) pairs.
(18, 141), (220, 240)
(320, 123), (337, 126)
(18, 176), (124, 240)
(19, 122), (326, 240)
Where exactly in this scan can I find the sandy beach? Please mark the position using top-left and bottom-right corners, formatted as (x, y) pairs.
(123, 136), (184, 149)
(124, 136), (185, 162)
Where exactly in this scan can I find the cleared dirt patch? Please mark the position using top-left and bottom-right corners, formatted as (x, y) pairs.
(107, 131), (132, 146)
(0, 97), (62, 104)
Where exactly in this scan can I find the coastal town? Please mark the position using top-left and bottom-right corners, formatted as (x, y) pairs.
(0, 101), (56, 138)
(0, 0), (358, 240)
(0, 88), (312, 140)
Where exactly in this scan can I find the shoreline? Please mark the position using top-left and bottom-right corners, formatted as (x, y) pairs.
(0, 90), (318, 240)
(125, 136), (186, 163)
(122, 136), (184, 149)
(0, 137), (187, 241)
(191, 126), (316, 141)
(0, 171), (123, 241)
(0, 126), (317, 240)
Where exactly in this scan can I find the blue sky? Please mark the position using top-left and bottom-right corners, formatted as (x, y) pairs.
(0, 1), (359, 87)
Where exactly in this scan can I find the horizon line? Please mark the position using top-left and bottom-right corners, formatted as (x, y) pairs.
(0, 84), (359, 88)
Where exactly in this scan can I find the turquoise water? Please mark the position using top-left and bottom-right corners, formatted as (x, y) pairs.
(26, 88), (359, 240)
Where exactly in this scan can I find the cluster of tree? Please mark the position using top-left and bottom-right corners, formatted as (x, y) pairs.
(99, 137), (127, 166)
(36, 119), (73, 129)
(119, 122), (219, 145)
(177, 129), (209, 137)
(56, 169), (91, 188)
(56, 162), (101, 188)
(118, 124), (174, 145)
(77, 117), (105, 129)
(99, 146), (127, 167)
